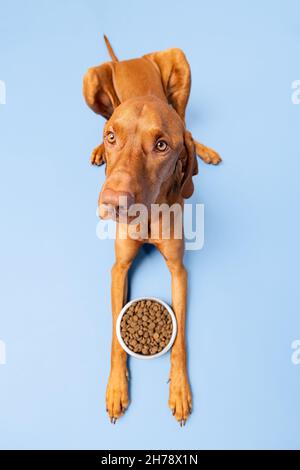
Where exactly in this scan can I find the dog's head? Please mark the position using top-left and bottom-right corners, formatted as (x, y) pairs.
(83, 49), (198, 221)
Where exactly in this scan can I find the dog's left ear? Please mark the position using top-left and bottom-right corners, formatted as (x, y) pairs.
(144, 48), (191, 121)
(180, 131), (198, 199)
(83, 63), (120, 119)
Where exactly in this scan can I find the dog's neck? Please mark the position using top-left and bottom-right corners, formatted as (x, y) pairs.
(112, 58), (168, 104)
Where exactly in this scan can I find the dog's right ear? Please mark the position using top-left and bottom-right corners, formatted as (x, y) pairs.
(180, 131), (198, 199)
(144, 48), (191, 122)
(83, 63), (120, 119)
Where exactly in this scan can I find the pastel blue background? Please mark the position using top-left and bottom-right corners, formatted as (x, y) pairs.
(0, 0), (299, 450)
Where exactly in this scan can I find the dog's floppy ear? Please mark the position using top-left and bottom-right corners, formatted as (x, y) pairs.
(180, 131), (198, 199)
(83, 63), (120, 119)
(144, 48), (191, 121)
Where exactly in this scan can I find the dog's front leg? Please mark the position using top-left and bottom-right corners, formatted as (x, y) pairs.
(193, 139), (222, 165)
(157, 239), (192, 426)
(106, 233), (141, 423)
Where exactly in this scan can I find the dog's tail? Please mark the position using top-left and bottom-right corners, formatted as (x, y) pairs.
(103, 35), (119, 62)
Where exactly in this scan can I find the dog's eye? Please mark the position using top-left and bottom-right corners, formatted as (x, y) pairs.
(155, 140), (168, 152)
(107, 132), (116, 144)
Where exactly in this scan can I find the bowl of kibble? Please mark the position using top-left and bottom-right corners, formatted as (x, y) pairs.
(116, 297), (177, 359)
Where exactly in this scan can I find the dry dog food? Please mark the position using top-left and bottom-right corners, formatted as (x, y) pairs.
(120, 300), (173, 355)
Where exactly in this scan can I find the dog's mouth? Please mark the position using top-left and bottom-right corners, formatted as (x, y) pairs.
(99, 203), (137, 224)
(114, 207), (133, 223)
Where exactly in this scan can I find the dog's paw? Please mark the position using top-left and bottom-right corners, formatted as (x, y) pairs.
(168, 371), (192, 426)
(203, 150), (222, 165)
(106, 369), (129, 423)
(200, 148), (222, 165)
(90, 143), (105, 166)
(194, 141), (222, 165)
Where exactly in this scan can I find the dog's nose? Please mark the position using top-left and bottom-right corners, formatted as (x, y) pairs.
(101, 189), (135, 213)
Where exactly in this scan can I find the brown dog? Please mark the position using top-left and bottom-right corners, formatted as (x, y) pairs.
(83, 36), (221, 425)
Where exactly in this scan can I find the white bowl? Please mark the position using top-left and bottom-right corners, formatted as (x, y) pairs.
(116, 297), (177, 360)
